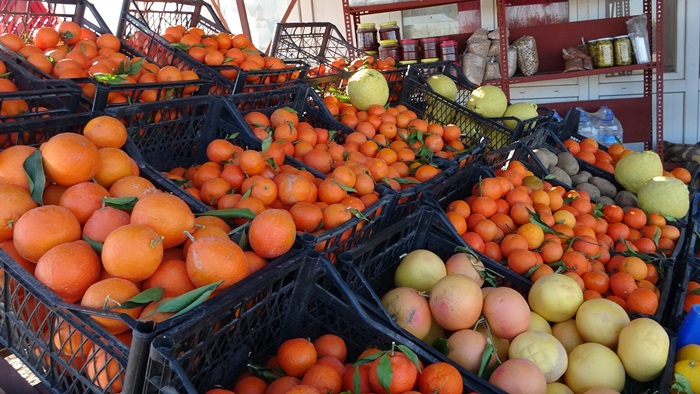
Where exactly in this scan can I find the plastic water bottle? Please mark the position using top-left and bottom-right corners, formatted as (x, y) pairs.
(590, 106), (623, 146)
(576, 107), (596, 140)
(678, 304), (700, 350)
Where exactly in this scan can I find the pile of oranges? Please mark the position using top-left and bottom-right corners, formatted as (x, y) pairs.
(442, 158), (686, 317)
(0, 58), (42, 118)
(308, 55), (398, 78)
(0, 22), (202, 105)
(143, 25), (302, 87)
(204, 335), (464, 394)
(0, 115), (296, 391)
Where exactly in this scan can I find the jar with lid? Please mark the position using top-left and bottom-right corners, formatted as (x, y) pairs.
(595, 38), (614, 68)
(587, 39), (599, 68)
(378, 39), (400, 60)
(400, 38), (419, 61)
(420, 57), (439, 63)
(440, 40), (458, 63)
(420, 37), (440, 59)
(379, 21), (400, 41)
(613, 35), (633, 66)
(356, 23), (379, 52)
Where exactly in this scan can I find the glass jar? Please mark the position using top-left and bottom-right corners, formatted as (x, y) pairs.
(400, 38), (419, 61)
(356, 23), (379, 52)
(595, 38), (614, 68)
(587, 39), (599, 68)
(420, 37), (440, 59)
(379, 21), (400, 41)
(613, 35), (633, 66)
(440, 40), (458, 63)
(420, 57), (440, 64)
(399, 60), (417, 66)
(378, 39), (400, 60)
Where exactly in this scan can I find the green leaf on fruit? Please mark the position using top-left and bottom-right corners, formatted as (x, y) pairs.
(662, 213), (678, 223)
(478, 344), (494, 378)
(92, 73), (128, 84)
(691, 288), (700, 295)
(376, 354), (392, 394)
(563, 196), (578, 203)
(198, 208), (256, 220)
(671, 373), (694, 394)
(652, 227), (661, 246)
(328, 129), (338, 142)
(156, 281), (223, 317)
(524, 264), (542, 278)
(119, 287), (164, 310)
(393, 177), (421, 185)
(349, 208), (369, 222)
(333, 179), (357, 193)
(396, 344), (422, 372)
(23, 150), (45, 205)
(247, 364), (285, 381)
(103, 196), (138, 211)
(169, 42), (190, 51)
(353, 366), (362, 394)
(354, 350), (386, 366)
(82, 234), (103, 254)
(544, 174), (557, 180)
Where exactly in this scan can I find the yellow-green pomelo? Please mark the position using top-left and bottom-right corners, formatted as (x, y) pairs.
(616, 317), (669, 382)
(614, 150), (663, 194)
(528, 273), (584, 323)
(638, 176), (689, 219)
(427, 74), (458, 101)
(466, 85), (508, 118)
(552, 320), (585, 354)
(394, 249), (446, 292)
(346, 68), (389, 110)
(509, 330), (568, 383)
(503, 102), (538, 130)
(547, 382), (574, 394)
(565, 343), (626, 394)
(575, 298), (630, 349)
(528, 311), (553, 334)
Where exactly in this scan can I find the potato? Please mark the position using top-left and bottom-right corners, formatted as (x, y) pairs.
(549, 166), (572, 186)
(576, 182), (601, 201)
(533, 148), (558, 170)
(589, 177), (618, 198)
(570, 171), (592, 186)
(556, 152), (579, 176)
(599, 196), (615, 206)
(614, 191), (639, 208)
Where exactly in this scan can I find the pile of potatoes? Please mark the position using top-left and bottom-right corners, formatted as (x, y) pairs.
(532, 147), (639, 208)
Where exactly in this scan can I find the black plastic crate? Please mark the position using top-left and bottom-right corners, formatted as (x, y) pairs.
(118, 2), (309, 95)
(0, 222), (306, 394)
(0, 52), (81, 125)
(401, 63), (554, 148)
(0, 0), (212, 112)
(142, 248), (495, 394)
(119, 0), (229, 36)
(106, 92), (395, 260)
(270, 22), (369, 77)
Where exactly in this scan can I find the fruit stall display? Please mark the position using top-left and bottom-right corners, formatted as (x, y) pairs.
(2, 7), (700, 393)
(0, 0), (211, 111)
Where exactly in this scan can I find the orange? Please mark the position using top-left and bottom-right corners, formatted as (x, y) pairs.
(34, 240), (101, 303)
(234, 376), (268, 394)
(58, 181), (111, 225)
(83, 115), (128, 149)
(625, 288), (658, 315)
(507, 249), (538, 275)
(142, 259), (196, 298)
(418, 362), (462, 394)
(130, 192), (195, 248)
(0, 184), (38, 241)
(102, 224), (164, 282)
(40, 133), (100, 186)
(277, 338), (317, 378)
(301, 364), (342, 394)
(516, 222), (545, 250)
(13, 205), (82, 263)
(248, 209), (296, 259)
(368, 352), (418, 394)
(32, 27), (60, 50)
(609, 271), (638, 300)
(80, 278), (144, 334)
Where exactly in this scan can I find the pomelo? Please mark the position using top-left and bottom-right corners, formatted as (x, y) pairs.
(637, 176), (689, 219)
(466, 85), (508, 118)
(509, 330), (568, 383)
(427, 74), (458, 101)
(616, 318), (669, 382)
(394, 249), (446, 292)
(346, 68), (389, 110)
(503, 102), (538, 130)
(614, 150), (663, 194)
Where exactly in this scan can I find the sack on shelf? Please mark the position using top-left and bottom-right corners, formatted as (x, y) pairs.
(487, 28), (508, 40)
(498, 46), (518, 77)
(461, 52), (487, 85)
(513, 35), (539, 76)
(467, 38), (491, 58)
(487, 40), (500, 57)
(484, 57), (501, 80)
(468, 28), (489, 42)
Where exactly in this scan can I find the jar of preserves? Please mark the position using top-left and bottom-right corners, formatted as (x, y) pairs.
(379, 21), (400, 41)
(440, 40), (458, 63)
(356, 23), (379, 52)
(399, 60), (417, 66)
(420, 57), (440, 63)
(613, 35), (633, 66)
(420, 37), (440, 59)
(378, 39), (400, 60)
(587, 39), (599, 68)
(595, 38), (614, 68)
(400, 38), (419, 61)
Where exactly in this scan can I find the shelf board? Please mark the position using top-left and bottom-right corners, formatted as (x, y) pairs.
(504, 62), (657, 84)
(346, 0), (458, 16)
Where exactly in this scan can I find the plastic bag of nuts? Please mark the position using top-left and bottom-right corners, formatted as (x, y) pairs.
(513, 35), (539, 76)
